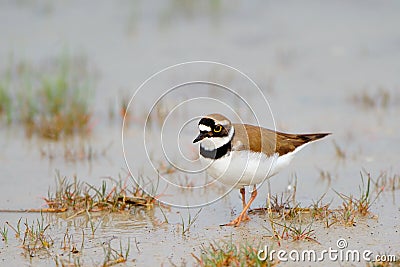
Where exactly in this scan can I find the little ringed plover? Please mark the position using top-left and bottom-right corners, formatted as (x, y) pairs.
(193, 113), (330, 227)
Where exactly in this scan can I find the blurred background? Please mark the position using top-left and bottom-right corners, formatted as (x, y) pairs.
(0, 1), (399, 265)
(1, 0), (399, 205)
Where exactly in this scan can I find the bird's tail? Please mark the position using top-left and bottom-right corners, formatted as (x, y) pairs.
(275, 131), (331, 156)
(296, 132), (331, 143)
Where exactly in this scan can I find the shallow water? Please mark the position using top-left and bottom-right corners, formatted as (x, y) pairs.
(1, 1), (400, 266)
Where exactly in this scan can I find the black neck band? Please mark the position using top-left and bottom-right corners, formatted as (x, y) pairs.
(200, 141), (231, 159)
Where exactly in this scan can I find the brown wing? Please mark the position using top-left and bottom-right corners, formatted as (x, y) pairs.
(232, 124), (330, 156)
(231, 124), (276, 156)
(275, 131), (331, 155)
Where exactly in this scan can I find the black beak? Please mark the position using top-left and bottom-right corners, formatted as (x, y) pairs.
(193, 132), (209, 143)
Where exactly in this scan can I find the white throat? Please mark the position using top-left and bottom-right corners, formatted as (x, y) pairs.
(200, 126), (234, 151)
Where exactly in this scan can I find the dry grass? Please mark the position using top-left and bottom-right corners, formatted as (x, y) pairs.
(119, 93), (132, 123)
(350, 87), (394, 110)
(334, 171), (382, 221)
(0, 54), (94, 140)
(4, 217), (132, 266)
(372, 171), (400, 192)
(262, 192), (319, 246)
(192, 241), (279, 267)
(332, 140), (346, 160)
(40, 142), (112, 163)
(264, 216), (319, 246)
(6, 215), (53, 258)
(179, 208), (202, 236)
(42, 172), (154, 216)
(101, 240), (130, 267)
(110, 92), (132, 125)
(250, 171), (382, 246)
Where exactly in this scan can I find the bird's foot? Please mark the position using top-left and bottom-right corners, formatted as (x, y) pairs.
(220, 212), (250, 227)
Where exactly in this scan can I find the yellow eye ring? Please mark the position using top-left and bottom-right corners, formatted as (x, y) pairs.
(214, 125), (222, 133)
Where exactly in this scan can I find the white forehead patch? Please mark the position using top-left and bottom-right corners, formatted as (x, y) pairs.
(216, 120), (229, 126)
(198, 124), (212, 132)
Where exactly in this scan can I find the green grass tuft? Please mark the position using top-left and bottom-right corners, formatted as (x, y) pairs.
(193, 241), (279, 267)
(1, 53), (94, 139)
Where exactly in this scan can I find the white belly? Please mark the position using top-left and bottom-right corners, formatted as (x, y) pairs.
(200, 150), (297, 188)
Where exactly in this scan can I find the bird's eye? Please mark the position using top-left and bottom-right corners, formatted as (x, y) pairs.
(214, 125), (222, 133)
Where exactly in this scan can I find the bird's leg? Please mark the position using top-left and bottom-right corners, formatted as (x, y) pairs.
(240, 187), (246, 208)
(222, 185), (257, 227)
(240, 187), (250, 221)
